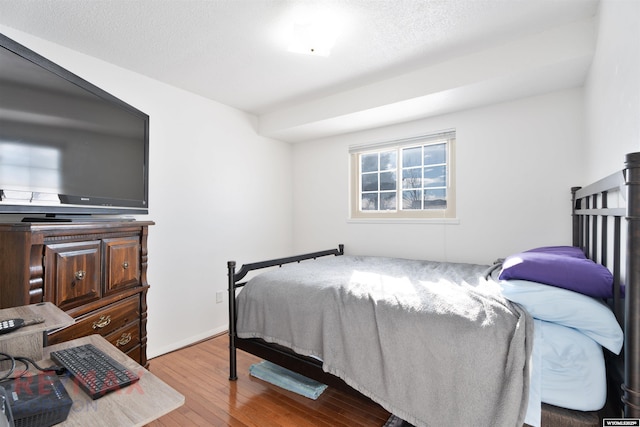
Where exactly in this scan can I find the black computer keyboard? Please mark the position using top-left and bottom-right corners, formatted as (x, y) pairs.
(49, 343), (140, 400)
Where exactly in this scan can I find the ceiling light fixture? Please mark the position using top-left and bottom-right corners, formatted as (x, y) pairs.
(285, 10), (342, 57)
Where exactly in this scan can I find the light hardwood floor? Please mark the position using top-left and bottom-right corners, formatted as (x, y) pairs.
(145, 334), (391, 426)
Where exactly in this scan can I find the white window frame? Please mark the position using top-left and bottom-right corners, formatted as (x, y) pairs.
(349, 131), (456, 220)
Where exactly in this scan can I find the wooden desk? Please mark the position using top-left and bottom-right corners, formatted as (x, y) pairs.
(0, 302), (74, 369)
(37, 335), (184, 426)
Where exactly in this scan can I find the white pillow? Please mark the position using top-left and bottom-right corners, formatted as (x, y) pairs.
(497, 276), (623, 354)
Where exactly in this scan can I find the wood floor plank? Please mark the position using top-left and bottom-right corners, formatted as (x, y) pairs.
(145, 334), (391, 426)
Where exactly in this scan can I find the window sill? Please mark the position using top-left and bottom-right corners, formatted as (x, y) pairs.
(347, 217), (460, 225)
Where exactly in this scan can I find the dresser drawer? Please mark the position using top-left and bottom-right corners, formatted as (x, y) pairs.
(103, 237), (141, 296)
(47, 295), (140, 345)
(125, 345), (141, 365)
(44, 241), (101, 311)
(105, 320), (140, 354)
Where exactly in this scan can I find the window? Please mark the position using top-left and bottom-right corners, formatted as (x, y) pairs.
(350, 131), (456, 220)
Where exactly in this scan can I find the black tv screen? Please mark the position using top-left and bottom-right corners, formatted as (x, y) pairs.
(0, 33), (149, 216)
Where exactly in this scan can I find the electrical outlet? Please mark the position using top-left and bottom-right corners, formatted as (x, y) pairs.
(216, 291), (223, 303)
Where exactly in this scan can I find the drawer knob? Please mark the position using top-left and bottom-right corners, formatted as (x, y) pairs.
(122, 261), (129, 269)
(74, 270), (86, 280)
(92, 315), (111, 329)
(116, 333), (132, 347)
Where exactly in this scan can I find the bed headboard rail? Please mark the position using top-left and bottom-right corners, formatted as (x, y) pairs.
(572, 171), (626, 322)
(572, 152), (640, 418)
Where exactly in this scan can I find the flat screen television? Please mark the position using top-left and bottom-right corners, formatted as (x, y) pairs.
(0, 33), (149, 218)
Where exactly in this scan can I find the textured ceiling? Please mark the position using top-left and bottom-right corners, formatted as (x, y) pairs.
(0, 0), (600, 141)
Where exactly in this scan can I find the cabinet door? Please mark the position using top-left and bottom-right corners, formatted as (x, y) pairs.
(103, 237), (140, 295)
(45, 241), (101, 311)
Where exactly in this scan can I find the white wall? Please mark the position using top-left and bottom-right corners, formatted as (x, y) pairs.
(584, 0), (640, 179)
(292, 89), (584, 265)
(0, 26), (294, 358)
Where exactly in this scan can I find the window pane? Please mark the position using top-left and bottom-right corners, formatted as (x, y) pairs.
(380, 151), (396, 171)
(402, 146), (421, 167)
(361, 153), (378, 173)
(362, 173), (378, 192)
(402, 168), (421, 189)
(361, 193), (378, 210)
(424, 143), (446, 165)
(380, 171), (396, 191)
(352, 132), (454, 218)
(380, 192), (396, 210)
(424, 189), (447, 209)
(423, 165), (446, 187)
(402, 189), (422, 209)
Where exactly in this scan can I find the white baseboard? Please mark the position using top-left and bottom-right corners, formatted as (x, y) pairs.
(147, 325), (228, 359)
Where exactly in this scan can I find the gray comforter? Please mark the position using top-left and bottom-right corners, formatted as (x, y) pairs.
(236, 256), (532, 427)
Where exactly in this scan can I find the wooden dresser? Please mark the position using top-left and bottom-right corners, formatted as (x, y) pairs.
(0, 220), (153, 367)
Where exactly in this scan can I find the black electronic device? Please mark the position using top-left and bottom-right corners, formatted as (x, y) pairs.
(0, 319), (45, 336)
(49, 344), (139, 400)
(2, 374), (72, 427)
(0, 386), (14, 427)
(0, 33), (149, 217)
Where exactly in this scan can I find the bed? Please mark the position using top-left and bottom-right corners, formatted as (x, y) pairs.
(227, 152), (640, 426)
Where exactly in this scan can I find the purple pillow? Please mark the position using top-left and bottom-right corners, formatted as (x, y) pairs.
(525, 245), (586, 259)
(498, 251), (613, 298)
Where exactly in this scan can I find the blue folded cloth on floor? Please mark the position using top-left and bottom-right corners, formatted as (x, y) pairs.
(249, 360), (328, 400)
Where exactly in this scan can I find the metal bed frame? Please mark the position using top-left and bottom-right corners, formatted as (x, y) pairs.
(227, 152), (640, 422)
(571, 152), (640, 418)
(227, 244), (351, 391)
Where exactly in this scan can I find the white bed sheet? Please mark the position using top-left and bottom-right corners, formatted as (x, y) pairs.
(524, 318), (607, 427)
(537, 319), (607, 409)
(494, 270), (619, 426)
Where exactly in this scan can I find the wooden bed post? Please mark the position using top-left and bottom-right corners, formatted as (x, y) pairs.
(228, 260), (238, 381)
(624, 152), (640, 418)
